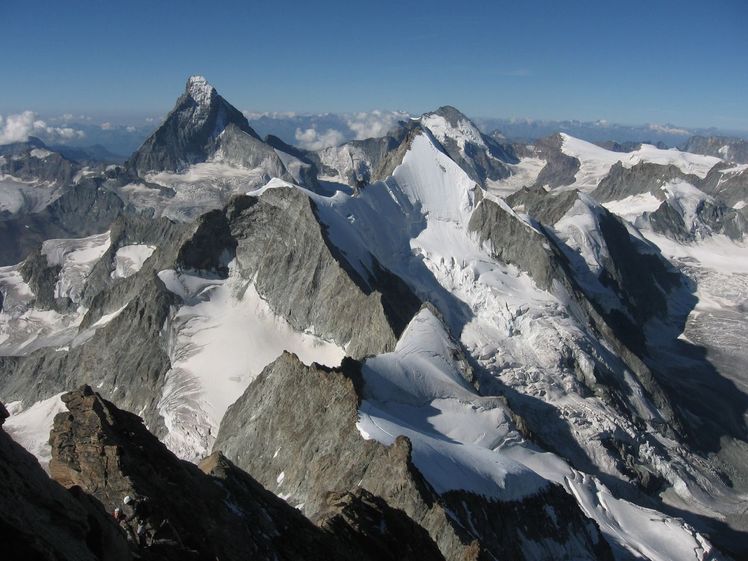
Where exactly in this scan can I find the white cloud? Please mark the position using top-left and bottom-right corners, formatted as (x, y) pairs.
(294, 127), (345, 150)
(346, 110), (409, 140)
(126, 125), (136, 132)
(0, 111), (85, 144)
(100, 122), (113, 130)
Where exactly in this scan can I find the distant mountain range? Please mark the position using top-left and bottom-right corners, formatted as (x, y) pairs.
(2, 75), (747, 561)
(27, 110), (748, 162)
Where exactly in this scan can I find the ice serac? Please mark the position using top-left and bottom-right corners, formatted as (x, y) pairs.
(215, 351), (612, 561)
(228, 186), (421, 357)
(0, 398), (131, 561)
(47, 385), (444, 561)
(468, 195), (680, 431)
(126, 75), (260, 175)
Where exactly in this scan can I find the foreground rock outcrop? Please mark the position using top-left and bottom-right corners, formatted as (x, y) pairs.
(0, 399), (131, 561)
(46, 386), (446, 561)
(215, 352), (614, 561)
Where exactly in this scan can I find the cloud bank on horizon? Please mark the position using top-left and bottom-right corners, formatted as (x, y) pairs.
(0, 111), (85, 145)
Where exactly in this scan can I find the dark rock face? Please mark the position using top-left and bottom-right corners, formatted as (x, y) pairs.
(314, 489), (446, 561)
(0, 407), (131, 561)
(215, 352), (613, 561)
(647, 197), (746, 242)
(468, 198), (681, 433)
(591, 161), (698, 203)
(0, 139), (78, 186)
(700, 163), (748, 212)
(0, 274), (179, 437)
(126, 76), (260, 176)
(46, 385), (444, 561)
(507, 185), (580, 227)
(19, 249), (67, 311)
(531, 134), (581, 189)
(682, 135), (748, 164)
(0, 178), (125, 266)
(423, 106), (517, 185)
(228, 187), (421, 357)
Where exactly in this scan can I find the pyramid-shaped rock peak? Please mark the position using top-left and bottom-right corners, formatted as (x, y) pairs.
(185, 75), (216, 105)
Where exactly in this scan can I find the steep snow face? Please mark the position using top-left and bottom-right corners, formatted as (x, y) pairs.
(392, 132), (477, 223)
(111, 244), (155, 279)
(486, 156), (546, 197)
(421, 112), (486, 151)
(158, 262), (345, 462)
(602, 192), (662, 223)
(560, 134), (721, 192)
(3, 393), (66, 469)
(358, 308), (548, 501)
(42, 232), (111, 303)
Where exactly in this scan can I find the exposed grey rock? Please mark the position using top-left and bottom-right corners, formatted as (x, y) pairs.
(468, 197), (681, 434)
(49, 385), (444, 561)
(646, 197), (746, 242)
(126, 76), (260, 176)
(0, 412), (131, 561)
(591, 161), (698, 203)
(228, 187), (421, 357)
(0, 138), (78, 186)
(699, 162), (748, 210)
(507, 184), (579, 226)
(215, 352), (613, 561)
(592, 160), (745, 241)
(207, 122), (295, 182)
(422, 106), (517, 185)
(0, 273), (178, 436)
(0, 177), (125, 266)
(18, 249), (65, 310)
(530, 134), (580, 189)
(682, 135), (748, 164)
(314, 121), (422, 189)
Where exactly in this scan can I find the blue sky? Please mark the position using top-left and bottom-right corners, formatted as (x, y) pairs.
(2, 0), (747, 130)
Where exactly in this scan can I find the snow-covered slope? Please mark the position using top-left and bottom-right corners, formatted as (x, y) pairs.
(358, 308), (722, 561)
(1, 80), (746, 559)
(244, 130), (728, 558)
(559, 133), (721, 192)
(157, 262), (345, 461)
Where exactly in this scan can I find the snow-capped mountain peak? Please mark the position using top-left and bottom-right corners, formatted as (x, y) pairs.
(186, 75), (216, 105)
(421, 105), (487, 150)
